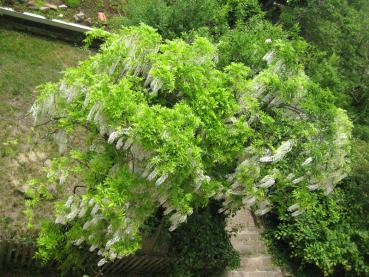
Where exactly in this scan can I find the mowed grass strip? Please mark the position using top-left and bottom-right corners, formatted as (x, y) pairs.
(0, 26), (88, 98)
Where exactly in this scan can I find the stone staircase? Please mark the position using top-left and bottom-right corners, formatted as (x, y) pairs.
(224, 208), (284, 277)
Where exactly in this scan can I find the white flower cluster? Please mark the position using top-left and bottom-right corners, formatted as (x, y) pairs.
(30, 94), (56, 124)
(258, 175), (276, 188)
(144, 73), (163, 95)
(168, 212), (188, 232)
(118, 36), (159, 78)
(108, 57), (121, 76)
(302, 157), (313, 166)
(251, 82), (266, 99)
(193, 166), (211, 192)
(260, 141), (293, 163)
(59, 82), (79, 102)
(310, 110), (352, 195)
(287, 203), (305, 217)
(85, 103), (109, 136)
(54, 130), (68, 154)
(55, 194), (143, 266)
(262, 50), (275, 65)
(255, 201), (271, 216)
(216, 140), (311, 217)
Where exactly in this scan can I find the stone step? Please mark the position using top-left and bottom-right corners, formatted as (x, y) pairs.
(236, 230), (264, 238)
(232, 241), (267, 256)
(227, 209), (257, 230)
(231, 232), (268, 255)
(239, 256), (278, 271)
(230, 227), (262, 235)
(225, 270), (283, 277)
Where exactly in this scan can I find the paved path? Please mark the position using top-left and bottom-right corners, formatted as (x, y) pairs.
(225, 208), (284, 277)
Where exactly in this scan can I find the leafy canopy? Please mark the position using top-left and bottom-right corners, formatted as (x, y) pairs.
(29, 24), (352, 266)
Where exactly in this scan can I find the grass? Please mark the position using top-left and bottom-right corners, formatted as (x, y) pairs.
(0, 26), (89, 239)
(0, 27), (87, 98)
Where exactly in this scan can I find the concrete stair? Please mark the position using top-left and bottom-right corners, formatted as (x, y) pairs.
(226, 270), (282, 277)
(224, 208), (284, 277)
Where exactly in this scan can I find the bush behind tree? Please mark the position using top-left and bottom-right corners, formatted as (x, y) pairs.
(255, 1), (369, 275)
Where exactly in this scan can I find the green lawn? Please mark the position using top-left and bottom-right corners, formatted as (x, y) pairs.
(0, 26), (89, 239)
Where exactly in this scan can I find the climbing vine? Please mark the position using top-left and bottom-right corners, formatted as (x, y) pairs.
(28, 24), (352, 267)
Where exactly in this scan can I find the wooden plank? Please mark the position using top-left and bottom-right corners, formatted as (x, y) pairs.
(147, 257), (162, 272)
(101, 258), (114, 273)
(20, 243), (29, 267)
(13, 242), (24, 265)
(135, 256), (152, 272)
(26, 244), (34, 267)
(156, 258), (171, 272)
(154, 257), (166, 272)
(0, 241), (8, 269)
(139, 256), (158, 272)
(122, 256), (143, 274)
(103, 257), (125, 275)
(150, 257), (169, 272)
(119, 256), (136, 274)
(101, 261), (114, 275)
(109, 257), (130, 274)
(132, 255), (158, 273)
(0, 239), (173, 274)
(111, 256), (173, 274)
(6, 241), (14, 265)
(147, 257), (164, 272)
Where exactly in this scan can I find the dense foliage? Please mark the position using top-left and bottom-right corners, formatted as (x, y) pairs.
(272, 0), (369, 132)
(262, 139), (369, 276)
(36, 220), (100, 275)
(255, 1), (369, 276)
(115, 0), (263, 39)
(27, 20), (351, 276)
(167, 203), (240, 276)
(117, 0), (228, 38)
(63, 0), (81, 8)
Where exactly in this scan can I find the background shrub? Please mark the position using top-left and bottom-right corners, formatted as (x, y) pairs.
(63, 0), (81, 8)
(168, 202), (240, 276)
(257, 1), (369, 275)
(277, 0), (369, 130)
(118, 0), (228, 38)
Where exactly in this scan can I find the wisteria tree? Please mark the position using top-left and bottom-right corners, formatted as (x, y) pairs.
(28, 24), (352, 267)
